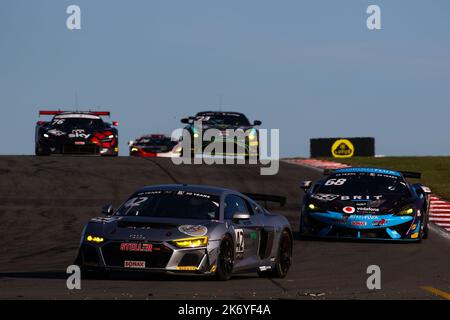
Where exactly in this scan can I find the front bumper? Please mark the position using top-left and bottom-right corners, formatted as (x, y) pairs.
(38, 138), (118, 156)
(77, 240), (217, 274)
(300, 211), (422, 241)
(190, 138), (259, 157)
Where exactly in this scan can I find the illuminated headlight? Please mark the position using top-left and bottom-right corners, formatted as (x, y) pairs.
(172, 236), (208, 248)
(192, 127), (200, 138)
(248, 129), (257, 140)
(86, 235), (105, 243)
(396, 207), (415, 215)
(102, 135), (115, 141)
(43, 133), (49, 138)
(306, 203), (325, 212)
(175, 146), (182, 153)
(131, 147), (139, 152)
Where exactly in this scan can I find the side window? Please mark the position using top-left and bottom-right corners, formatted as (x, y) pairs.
(224, 195), (250, 220)
(246, 199), (261, 215)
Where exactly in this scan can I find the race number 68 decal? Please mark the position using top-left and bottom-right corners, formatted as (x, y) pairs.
(235, 229), (244, 253)
(325, 178), (347, 186)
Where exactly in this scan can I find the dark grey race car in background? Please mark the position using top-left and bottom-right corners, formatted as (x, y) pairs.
(75, 184), (293, 280)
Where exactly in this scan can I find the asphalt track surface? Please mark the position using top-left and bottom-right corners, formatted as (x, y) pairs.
(0, 156), (449, 300)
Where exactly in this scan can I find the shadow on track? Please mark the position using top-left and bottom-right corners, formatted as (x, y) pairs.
(0, 271), (258, 282)
(292, 231), (421, 245)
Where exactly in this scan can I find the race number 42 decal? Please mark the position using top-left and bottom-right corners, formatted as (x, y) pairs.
(235, 229), (244, 253)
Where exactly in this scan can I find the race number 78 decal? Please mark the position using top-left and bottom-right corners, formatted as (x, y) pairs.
(235, 229), (244, 253)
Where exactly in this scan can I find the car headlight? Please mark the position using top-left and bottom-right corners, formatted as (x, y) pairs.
(131, 147), (139, 152)
(43, 133), (49, 138)
(396, 206), (415, 215)
(192, 127), (200, 138)
(86, 235), (105, 243)
(306, 202), (326, 212)
(172, 236), (208, 248)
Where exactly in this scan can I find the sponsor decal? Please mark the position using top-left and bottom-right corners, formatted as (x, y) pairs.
(178, 225), (208, 237)
(120, 243), (153, 252)
(356, 207), (380, 212)
(341, 195), (383, 201)
(124, 260), (146, 269)
(343, 206), (356, 214)
(311, 193), (340, 202)
(68, 129), (91, 139)
(74, 141), (85, 145)
(331, 139), (354, 158)
(351, 221), (367, 226)
(48, 129), (66, 136)
(372, 219), (388, 227)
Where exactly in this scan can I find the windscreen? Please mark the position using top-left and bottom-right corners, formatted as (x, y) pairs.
(51, 117), (105, 131)
(136, 137), (175, 147)
(115, 190), (220, 220)
(316, 172), (411, 197)
(195, 113), (250, 126)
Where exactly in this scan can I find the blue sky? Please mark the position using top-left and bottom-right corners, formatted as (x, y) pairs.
(1, 0), (449, 156)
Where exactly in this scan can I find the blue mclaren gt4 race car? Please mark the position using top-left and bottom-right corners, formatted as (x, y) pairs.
(299, 167), (432, 242)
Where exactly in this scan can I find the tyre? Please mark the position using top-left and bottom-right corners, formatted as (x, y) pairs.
(259, 230), (292, 278)
(35, 143), (50, 156)
(215, 235), (234, 281)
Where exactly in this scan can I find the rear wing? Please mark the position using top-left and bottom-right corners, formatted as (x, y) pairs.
(38, 110), (110, 117)
(400, 171), (422, 179)
(243, 193), (286, 208)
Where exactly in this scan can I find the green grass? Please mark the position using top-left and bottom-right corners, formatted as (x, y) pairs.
(318, 157), (450, 201)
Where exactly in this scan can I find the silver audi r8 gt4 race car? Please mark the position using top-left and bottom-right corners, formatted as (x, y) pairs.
(75, 184), (293, 280)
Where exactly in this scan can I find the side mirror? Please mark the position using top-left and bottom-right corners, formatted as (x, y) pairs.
(181, 118), (190, 124)
(112, 121), (119, 126)
(253, 120), (262, 126)
(232, 212), (251, 221)
(300, 181), (312, 191)
(102, 204), (113, 216)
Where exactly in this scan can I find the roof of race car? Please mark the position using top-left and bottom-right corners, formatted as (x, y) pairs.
(196, 111), (246, 117)
(333, 167), (402, 177)
(136, 184), (239, 197)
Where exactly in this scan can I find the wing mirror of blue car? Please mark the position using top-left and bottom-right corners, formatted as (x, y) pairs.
(180, 118), (190, 124)
(101, 204), (113, 216)
(253, 120), (262, 126)
(232, 212), (251, 221)
(300, 181), (312, 191)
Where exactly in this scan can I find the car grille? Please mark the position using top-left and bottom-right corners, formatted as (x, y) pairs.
(62, 144), (99, 154)
(142, 146), (170, 153)
(101, 242), (173, 269)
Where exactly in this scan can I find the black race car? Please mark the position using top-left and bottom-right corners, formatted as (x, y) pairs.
(35, 110), (119, 156)
(299, 167), (432, 242)
(180, 111), (261, 158)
